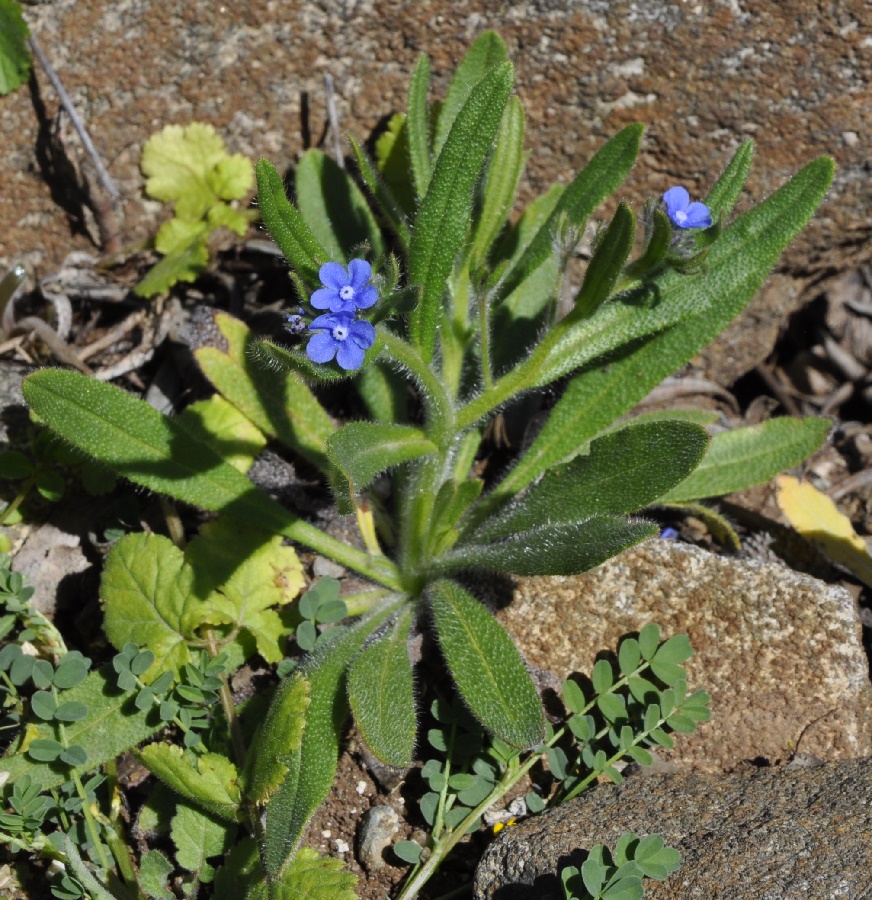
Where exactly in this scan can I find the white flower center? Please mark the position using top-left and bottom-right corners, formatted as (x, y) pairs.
(674, 209), (688, 225)
(332, 324), (349, 341)
(339, 286), (355, 301)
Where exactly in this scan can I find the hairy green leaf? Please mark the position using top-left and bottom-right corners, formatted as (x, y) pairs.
(22, 370), (393, 588)
(194, 313), (334, 470)
(433, 31), (508, 160)
(481, 156), (834, 491)
(245, 673), (310, 806)
(348, 135), (411, 250)
(660, 416), (830, 502)
(295, 149), (385, 261)
(469, 95), (526, 270)
(443, 517), (658, 577)
(409, 62), (514, 360)
(705, 140), (755, 222)
(326, 422), (437, 494)
(256, 158), (328, 288)
(348, 610), (416, 767)
(263, 608), (396, 874)
(572, 201), (636, 318)
(175, 394), (266, 474)
(429, 579), (543, 748)
(407, 54), (432, 198)
(496, 124), (644, 303)
(472, 420), (709, 541)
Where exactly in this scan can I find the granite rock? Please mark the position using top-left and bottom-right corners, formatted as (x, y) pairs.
(473, 757), (872, 900)
(495, 539), (872, 771)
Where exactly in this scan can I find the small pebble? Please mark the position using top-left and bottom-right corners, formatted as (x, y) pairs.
(357, 805), (399, 871)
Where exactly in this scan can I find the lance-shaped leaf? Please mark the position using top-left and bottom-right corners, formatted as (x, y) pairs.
(705, 139), (754, 222)
(0, 0), (31, 96)
(137, 744), (241, 822)
(441, 517), (658, 577)
(326, 422), (437, 494)
(623, 208), (673, 281)
(661, 416), (830, 502)
(428, 579), (543, 749)
(348, 135), (411, 250)
(409, 62), (514, 361)
(175, 394), (266, 474)
(264, 607), (396, 875)
(295, 149), (385, 262)
(407, 54), (433, 198)
(433, 30), (508, 159)
(255, 158), (328, 288)
(495, 123), (644, 303)
(347, 610), (416, 767)
(534, 155), (835, 388)
(478, 154), (834, 498)
(469, 95), (526, 270)
(470, 420), (709, 542)
(21, 369), (394, 588)
(572, 200), (636, 319)
(244, 673), (310, 806)
(195, 313), (335, 472)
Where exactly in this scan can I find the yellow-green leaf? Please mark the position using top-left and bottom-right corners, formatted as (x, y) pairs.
(137, 743), (242, 822)
(175, 395), (267, 474)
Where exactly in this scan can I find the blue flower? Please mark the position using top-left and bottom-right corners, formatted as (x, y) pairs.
(311, 259), (378, 313)
(306, 312), (375, 371)
(662, 186), (712, 230)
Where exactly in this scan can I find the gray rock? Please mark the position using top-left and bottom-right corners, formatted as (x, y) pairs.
(356, 804), (399, 871)
(474, 757), (872, 900)
(496, 540), (872, 772)
(3, 1), (869, 384)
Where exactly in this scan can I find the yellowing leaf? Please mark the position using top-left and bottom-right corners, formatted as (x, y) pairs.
(185, 518), (305, 663)
(141, 123), (253, 219)
(175, 395), (267, 474)
(775, 475), (872, 587)
(101, 533), (201, 677)
(138, 743), (241, 822)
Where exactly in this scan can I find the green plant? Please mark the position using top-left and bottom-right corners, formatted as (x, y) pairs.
(134, 122), (257, 297)
(0, 0), (30, 96)
(557, 834), (682, 900)
(11, 29), (833, 898)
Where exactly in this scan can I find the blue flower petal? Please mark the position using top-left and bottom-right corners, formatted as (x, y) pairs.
(663, 186), (690, 217)
(684, 202), (712, 229)
(319, 262), (348, 290)
(310, 287), (339, 310)
(309, 312), (342, 331)
(347, 258), (372, 290)
(353, 284), (378, 310)
(306, 332), (338, 363)
(336, 340), (366, 370)
(349, 319), (376, 347)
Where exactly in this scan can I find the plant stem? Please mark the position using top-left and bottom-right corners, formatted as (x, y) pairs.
(477, 288), (493, 390)
(0, 480), (32, 528)
(206, 629), (247, 772)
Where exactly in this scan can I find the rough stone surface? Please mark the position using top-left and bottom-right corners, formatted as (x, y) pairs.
(495, 540), (872, 771)
(2, 1), (870, 383)
(473, 757), (872, 900)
